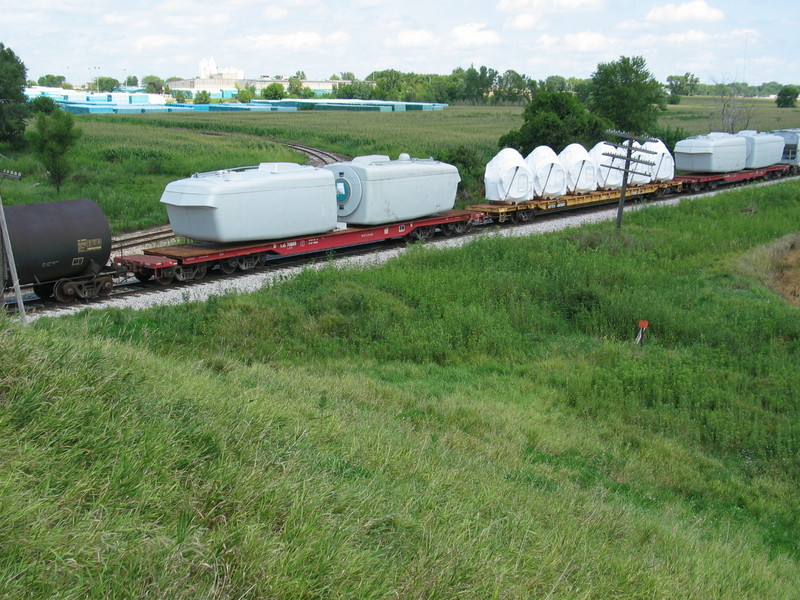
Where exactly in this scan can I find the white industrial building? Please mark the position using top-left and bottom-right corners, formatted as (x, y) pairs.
(168, 57), (350, 98)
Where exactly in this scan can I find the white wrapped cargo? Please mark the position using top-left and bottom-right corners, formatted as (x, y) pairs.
(484, 148), (534, 202)
(524, 146), (567, 198)
(558, 143), (597, 193)
(772, 129), (800, 166)
(160, 163), (337, 243)
(618, 141), (651, 184)
(674, 133), (746, 173)
(589, 142), (624, 190)
(323, 153), (460, 225)
(642, 139), (675, 182)
(736, 130), (785, 169)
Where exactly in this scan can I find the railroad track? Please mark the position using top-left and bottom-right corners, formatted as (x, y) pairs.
(285, 143), (348, 166)
(111, 225), (177, 253)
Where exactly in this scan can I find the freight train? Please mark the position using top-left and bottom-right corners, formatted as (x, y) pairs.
(2, 129), (799, 304)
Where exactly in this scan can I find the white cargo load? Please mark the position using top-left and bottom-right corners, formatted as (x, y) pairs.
(589, 142), (624, 190)
(558, 143), (597, 193)
(524, 146), (567, 198)
(160, 163), (337, 243)
(484, 148), (534, 202)
(323, 153), (460, 225)
(642, 139), (675, 182)
(772, 128), (800, 166)
(736, 130), (785, 169)
(674, 133), (746, 173)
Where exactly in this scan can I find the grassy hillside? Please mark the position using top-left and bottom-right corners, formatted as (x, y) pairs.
(3, 181), (799, 598)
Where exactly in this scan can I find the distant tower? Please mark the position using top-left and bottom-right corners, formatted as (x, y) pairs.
(199, 57), (218, 78)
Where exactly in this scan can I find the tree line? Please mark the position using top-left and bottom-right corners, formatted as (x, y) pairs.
(29, 62), (799, 109)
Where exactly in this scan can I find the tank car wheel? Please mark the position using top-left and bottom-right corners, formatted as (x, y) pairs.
(135, 269), (154, 283)
(98, 278), (114, 297)
(53, 280), (76, 304)
(219, 259), (238, 275)
(33, 283), (55, 299)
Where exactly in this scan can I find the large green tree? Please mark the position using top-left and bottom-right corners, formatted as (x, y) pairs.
(97, 77), (120, 92)
(261, 83), (285, 100)
(27, 108), (82, 192)
(142, 75), (165, 94)
(776, 85), (799, 108)
(37, 74), (67, 88)
(589, 55), (666, 134)
(0, 43), (28, 147)
(498, 91), (611, 154)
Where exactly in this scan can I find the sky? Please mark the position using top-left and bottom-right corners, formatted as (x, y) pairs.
(2, 0), (798, 87)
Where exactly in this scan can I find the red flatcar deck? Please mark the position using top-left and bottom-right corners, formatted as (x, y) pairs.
(113, 209), (483, 277)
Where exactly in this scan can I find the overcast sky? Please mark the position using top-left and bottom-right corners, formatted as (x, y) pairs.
(3, 0), (798, 86)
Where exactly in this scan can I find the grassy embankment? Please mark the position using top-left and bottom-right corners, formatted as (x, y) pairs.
(2, 180), (799, 598)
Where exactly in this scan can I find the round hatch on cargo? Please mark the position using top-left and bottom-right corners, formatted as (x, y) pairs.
(331, 165), (363, 217)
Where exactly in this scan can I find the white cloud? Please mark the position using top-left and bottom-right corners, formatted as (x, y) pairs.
(536, 34), (560, 50)
(635, 28), (757, 48)
(133, 35), (187, 52)
(497, 0), (603, 12)
(450, 23), (500, 48)
(164, 13), (231, 29)
(646, 0), (724, 23)
(563, 31), (616, 52)
(243, 31), (350, 51)
(507, 13), (541, 31)
(262, 6), (289, 20)
(391, 30), (440, 48)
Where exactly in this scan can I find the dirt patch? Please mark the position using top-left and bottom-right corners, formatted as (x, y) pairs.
(771, 245), (800, 307)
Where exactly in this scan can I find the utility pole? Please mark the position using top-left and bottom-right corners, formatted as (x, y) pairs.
(0, 170), (26, 325)
(603, 130), (658, 229)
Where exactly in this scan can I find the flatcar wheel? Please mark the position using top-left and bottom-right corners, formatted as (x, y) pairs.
(220, 259), (237, 275)
(53, 280), (76, 304)
(155, 271), (174, 286)
(33, 283), (55, 299)
(194, 264), (207, 281)
(452, 221), (470, 235)
(440, 223), (454, 237)
(135, 269), (154, 283)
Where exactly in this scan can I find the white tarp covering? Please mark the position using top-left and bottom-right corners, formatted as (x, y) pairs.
(558, 143), (597, 193)
(589, 142), (624, 190)
(524, 146), (567, 198)
(642, 139), (675, 182)
(619, 141), (651, 184)
(484, 148), (534, 202)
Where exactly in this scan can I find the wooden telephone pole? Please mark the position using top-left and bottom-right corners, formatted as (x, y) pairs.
(602, 130), (658, 229)
(0, 169), (26, 325)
